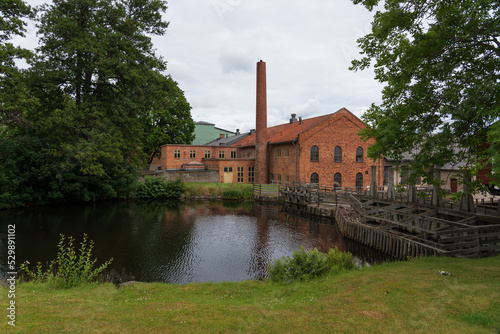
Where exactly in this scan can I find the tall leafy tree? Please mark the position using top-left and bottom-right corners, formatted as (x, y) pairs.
(0, 0), (35, 128)
(351, 0), (500, 192)
(141, 72), (195, 164)
(31, 0), (171, 177)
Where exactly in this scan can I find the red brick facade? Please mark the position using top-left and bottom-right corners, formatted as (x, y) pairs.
(150, 108), (383, 188)
(266, 109), (383, 188)
(149, 62), (383, 187)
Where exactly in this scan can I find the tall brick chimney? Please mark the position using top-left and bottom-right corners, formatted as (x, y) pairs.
(255, 60), (268, 184)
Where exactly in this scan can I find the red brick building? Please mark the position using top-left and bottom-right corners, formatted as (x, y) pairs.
(150, 61), (382, 188)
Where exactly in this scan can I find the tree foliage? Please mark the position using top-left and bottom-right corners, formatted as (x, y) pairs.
(0, 0), (195, 207)
(30, 0), (171, 176)
(351, 0), (500, 191)
(141, 72), (195, 164)
(0, 0), (36, 128)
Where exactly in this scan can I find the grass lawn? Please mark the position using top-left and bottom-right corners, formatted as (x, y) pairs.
(2, 255), (499, 333)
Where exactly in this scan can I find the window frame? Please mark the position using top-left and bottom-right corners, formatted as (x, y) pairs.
(334, 173), (342, 189)
(334, 146), (342, 162)
(356, 147), (363, 162)
(237, 167), (244, 183)
(248, 166), (255, 183)
(355, 172), (363, 189)
(310, 145), (319, 162)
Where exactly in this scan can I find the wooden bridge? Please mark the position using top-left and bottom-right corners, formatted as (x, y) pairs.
(279, 182), (500, 259)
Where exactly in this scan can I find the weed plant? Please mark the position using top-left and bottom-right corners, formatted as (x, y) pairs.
(20, 234), (113, 289)
(136, 177), (184, 199)
(184, 183), (253, 199)
(268, 246), (355, 282)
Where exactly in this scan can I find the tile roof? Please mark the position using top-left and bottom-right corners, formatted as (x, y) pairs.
(204, 132), (251, 146)
(234, 107), (359, 147)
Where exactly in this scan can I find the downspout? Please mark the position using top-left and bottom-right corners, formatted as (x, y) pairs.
(267, 141), (271, 183)
(292, 138), (298, 182)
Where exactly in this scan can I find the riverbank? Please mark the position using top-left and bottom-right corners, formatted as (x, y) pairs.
(183, 182), (254, 200)
(3, 255), (499, 333)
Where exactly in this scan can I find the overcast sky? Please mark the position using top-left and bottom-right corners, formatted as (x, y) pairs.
(19, 0), (384, 133)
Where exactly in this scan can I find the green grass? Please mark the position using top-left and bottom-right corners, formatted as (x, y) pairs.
(183, 183), (253, 199)
(2, 255), (500, 333)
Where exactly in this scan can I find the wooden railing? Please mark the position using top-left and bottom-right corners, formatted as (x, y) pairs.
(253, 184), (281, 200)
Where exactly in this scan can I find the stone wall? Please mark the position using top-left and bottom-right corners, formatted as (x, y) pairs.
(144, 170), (219, 183)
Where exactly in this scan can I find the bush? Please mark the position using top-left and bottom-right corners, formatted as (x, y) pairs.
(136, 176), (184, 199)
(267, 246), (355, 282)
(19, 234), (113, 289)
(222, 189), (242, 199)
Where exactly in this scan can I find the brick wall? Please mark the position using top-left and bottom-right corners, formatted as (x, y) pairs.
(149, 144), (239, 170)
(268, 143), (298, 183)
(266, 112), (382, 188)
(217, 159), (255, 183)
(298, 113), (379, 188)
(160, 170), (219, 183)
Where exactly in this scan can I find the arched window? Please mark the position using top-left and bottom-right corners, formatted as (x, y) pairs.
(334, 146), (342, 162)
(355, 172), (363, 189)
(310, 145), (319, 162)
(334, 173), (342, 189)
(356, 147), (363, 162)
(311, 172), (319, 184)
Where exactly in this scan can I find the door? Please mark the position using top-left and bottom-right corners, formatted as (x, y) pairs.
(223, 167), (233, 183)
(451, 178), (458, 193)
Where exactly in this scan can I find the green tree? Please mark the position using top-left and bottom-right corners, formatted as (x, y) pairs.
(30, 0), (170, 176)
(141, 72), (195, 164)
(0, 0), (196, 207)
(351, 0), (500, 192)
(0, 0), (35, 128)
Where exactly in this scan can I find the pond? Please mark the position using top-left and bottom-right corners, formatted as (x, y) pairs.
(0, 200), (387, 284)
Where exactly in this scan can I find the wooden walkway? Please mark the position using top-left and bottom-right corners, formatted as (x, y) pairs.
(280, 183), (500, 259)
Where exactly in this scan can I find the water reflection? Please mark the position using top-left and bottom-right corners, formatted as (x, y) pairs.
(0, 200), (389, 284)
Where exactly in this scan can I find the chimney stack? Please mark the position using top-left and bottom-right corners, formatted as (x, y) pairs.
(255, 60), (268, 184)
(290, 113), (297, 124)
(256, 60), (267, 143)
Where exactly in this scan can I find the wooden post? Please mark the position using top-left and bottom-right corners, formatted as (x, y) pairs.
(387, 167), (395, 200)
(431, 169), (442, 207)
(460, 173), (475, 213)
(408, 184), (416, 203)
(370, 166), (377, 197)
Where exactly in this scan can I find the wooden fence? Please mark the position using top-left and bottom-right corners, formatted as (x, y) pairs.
(280, 182), (500, 258)
(343, 195), (500, 258)
(253, 184), (282, 201)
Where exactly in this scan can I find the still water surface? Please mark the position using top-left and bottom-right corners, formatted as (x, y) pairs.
(0, 200), (382, 284)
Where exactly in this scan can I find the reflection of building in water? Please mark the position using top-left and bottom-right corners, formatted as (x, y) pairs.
(247, 204), (273, 280)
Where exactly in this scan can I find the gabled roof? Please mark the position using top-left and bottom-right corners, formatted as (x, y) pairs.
(234, 107), (362, 147)
(195, 121), (215, 126)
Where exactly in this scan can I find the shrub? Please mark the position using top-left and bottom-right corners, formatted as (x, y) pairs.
(136, 176), (184, 199)
(268, 246), (355, 282)
(19, 234), (113, 289)
(222, 189), (242, 199)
